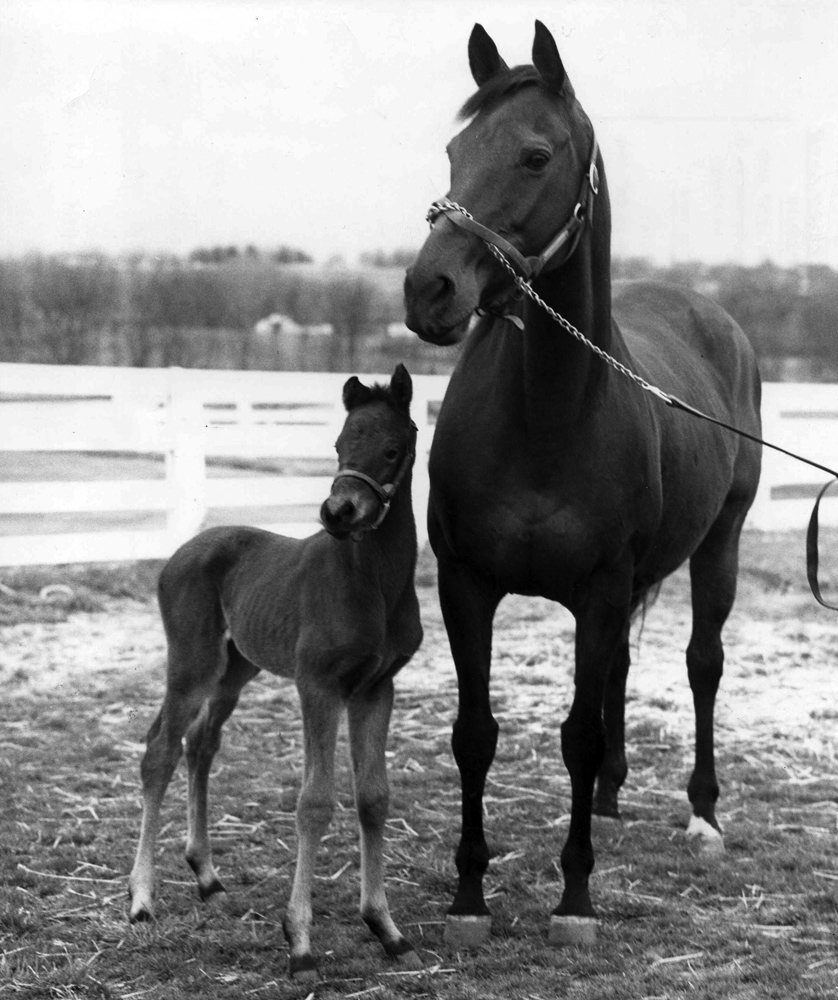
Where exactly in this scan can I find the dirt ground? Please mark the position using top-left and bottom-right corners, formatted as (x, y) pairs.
(2, 555), (836, 787)
(2, 543), (837, 999)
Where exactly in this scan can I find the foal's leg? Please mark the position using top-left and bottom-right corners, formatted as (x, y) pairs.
(184, 641), (260, 900)
(128, 633), (224, 922)
(347, 674), (421, 969)
(551, 590), (631, 946)
(283, 680), (341, 981)
(685, 505), (746, 856)
(437, 558), (503, 947)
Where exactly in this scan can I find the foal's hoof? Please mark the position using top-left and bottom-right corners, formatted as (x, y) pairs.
(393, 947), (424, 971)
(127, 890), (155, 924)
(288, 954), (320, 983)
(444, 914), (492, 948)
(128, 904), (154, 924)
(686, 816), (725, 858)
(198, 877), (227, 902)
(383, 936), (423, 970)
(548, 915), (598, 948)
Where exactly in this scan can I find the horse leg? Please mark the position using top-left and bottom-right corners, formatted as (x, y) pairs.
(347, 673), (422, 969)
(183, 640), (260, 900)
(283, 680), (341, 982)
(438, 557), (503, 948)
(592, 617), (631, 820)
(128, 633), (224, 922)
(551, 591), (631, 946)
(685, 506), (745, 856)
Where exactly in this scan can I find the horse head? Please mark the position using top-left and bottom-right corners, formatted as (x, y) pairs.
(404, 20), (599, 345)
(320, 363), (416, 540)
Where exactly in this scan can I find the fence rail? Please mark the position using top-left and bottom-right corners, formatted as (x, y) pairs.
(1, 363), (836, 567)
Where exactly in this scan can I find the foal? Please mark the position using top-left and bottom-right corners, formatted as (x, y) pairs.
(128, 364), (423, 980)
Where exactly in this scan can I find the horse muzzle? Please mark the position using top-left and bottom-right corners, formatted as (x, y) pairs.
(320, 485), (383, 540)
(403, 227), (488, 345)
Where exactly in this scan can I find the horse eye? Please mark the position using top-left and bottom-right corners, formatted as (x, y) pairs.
(524, 151), (551, 171)
(385, 447), (399, 462)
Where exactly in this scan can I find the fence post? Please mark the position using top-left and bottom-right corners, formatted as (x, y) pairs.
(165, 367), (208, 550)
(411, 384), (433, 551)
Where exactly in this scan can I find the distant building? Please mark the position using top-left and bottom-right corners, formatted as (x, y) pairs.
(254, 313), (332, 338)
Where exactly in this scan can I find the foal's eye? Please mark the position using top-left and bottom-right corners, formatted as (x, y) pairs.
(524, 151), (551, 172)
(385, 447), (399, 462)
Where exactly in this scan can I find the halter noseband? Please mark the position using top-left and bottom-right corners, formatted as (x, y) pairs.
(331, 420), (418, 532)
(426, 135), (599, 282)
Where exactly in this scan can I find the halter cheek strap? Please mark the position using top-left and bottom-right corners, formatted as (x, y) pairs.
(331, 421), (418, 532)
(426, 135), (599, 282)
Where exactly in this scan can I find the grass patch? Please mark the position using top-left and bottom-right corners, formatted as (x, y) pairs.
(0, 561), (163, 625)
(1, 534), (837, 996)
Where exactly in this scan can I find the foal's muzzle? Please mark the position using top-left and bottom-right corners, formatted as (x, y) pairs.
(320, 473), (392, 540)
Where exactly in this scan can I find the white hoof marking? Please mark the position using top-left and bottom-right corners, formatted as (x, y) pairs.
(686, 815), (723, 841)
(686, 815), (725, 856)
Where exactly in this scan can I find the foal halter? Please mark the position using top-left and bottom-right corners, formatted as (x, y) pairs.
(426, 134), (600, 282)
(331, 420), (418, 532)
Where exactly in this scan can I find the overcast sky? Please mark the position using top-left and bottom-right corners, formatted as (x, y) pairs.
(2, 0), (837, 267)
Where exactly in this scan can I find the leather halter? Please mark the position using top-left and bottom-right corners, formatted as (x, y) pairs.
(426, 135), (599, 282)
(331, 420), (417, 531)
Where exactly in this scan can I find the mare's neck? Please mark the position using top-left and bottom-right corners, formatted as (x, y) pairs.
(519, 182), (615, 433)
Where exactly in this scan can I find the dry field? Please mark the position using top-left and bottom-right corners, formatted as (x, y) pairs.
(0, 530), (837, 998)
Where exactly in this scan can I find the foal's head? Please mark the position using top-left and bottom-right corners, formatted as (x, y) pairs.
(320, 364), (415, 540)
(404, 20), (598, 344)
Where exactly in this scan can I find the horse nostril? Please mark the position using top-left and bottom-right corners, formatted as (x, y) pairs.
(322, 497), (355, 524)
(437, 274), (455, 298)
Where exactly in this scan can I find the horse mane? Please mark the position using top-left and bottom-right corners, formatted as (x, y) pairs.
(457, 65), (544, 121)
(364, 381), (411, 417)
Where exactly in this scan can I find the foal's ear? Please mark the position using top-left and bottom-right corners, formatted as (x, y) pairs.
(343, 375), (373, 411)
(532, 20), (573, 97)
(468, 23), (509, 87)
(389, 363), (413, 411)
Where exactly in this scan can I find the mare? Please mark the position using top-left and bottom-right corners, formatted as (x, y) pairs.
(403, 21), (762, 946)
(127, 364), (424, 980)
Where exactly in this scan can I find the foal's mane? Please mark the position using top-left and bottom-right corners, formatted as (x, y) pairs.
(457, 65), (545, 121)
(362, 381), (410, 418)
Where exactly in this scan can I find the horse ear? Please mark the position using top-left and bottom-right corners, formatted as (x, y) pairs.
(532, 20), (573, 97)
(390, 363), (413, 411)
(343, 376), (372, 411)
(468, 23), (509, 87)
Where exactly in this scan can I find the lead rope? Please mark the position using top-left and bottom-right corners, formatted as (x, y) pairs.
(440, 203), (838, 610)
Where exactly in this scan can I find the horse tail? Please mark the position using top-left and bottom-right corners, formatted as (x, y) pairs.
(630, 581), (662, 648)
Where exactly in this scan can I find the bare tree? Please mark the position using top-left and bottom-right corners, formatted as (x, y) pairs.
(28, 256), (118, 364)
(323, 274), (379, 370)
(0, 259), (27, 361)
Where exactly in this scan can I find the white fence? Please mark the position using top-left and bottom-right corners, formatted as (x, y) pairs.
(0, 363), (836, 567)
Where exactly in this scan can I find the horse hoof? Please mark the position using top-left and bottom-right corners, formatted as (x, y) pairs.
(128, 904), (154, 924)
(198, 877), (227, 902)
(548, 915), (597, 947)
(288, 954), (320, 982)
(394, 947), (424, 971)
(592, 813), (622, 840)
(686, 816), (725, 858)
(444, 914), (492, 948)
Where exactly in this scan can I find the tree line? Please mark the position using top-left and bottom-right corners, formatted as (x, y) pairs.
(1, 249), (836, 379)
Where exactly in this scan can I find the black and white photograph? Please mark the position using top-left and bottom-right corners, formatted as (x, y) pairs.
(1, 2), (837, 996)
